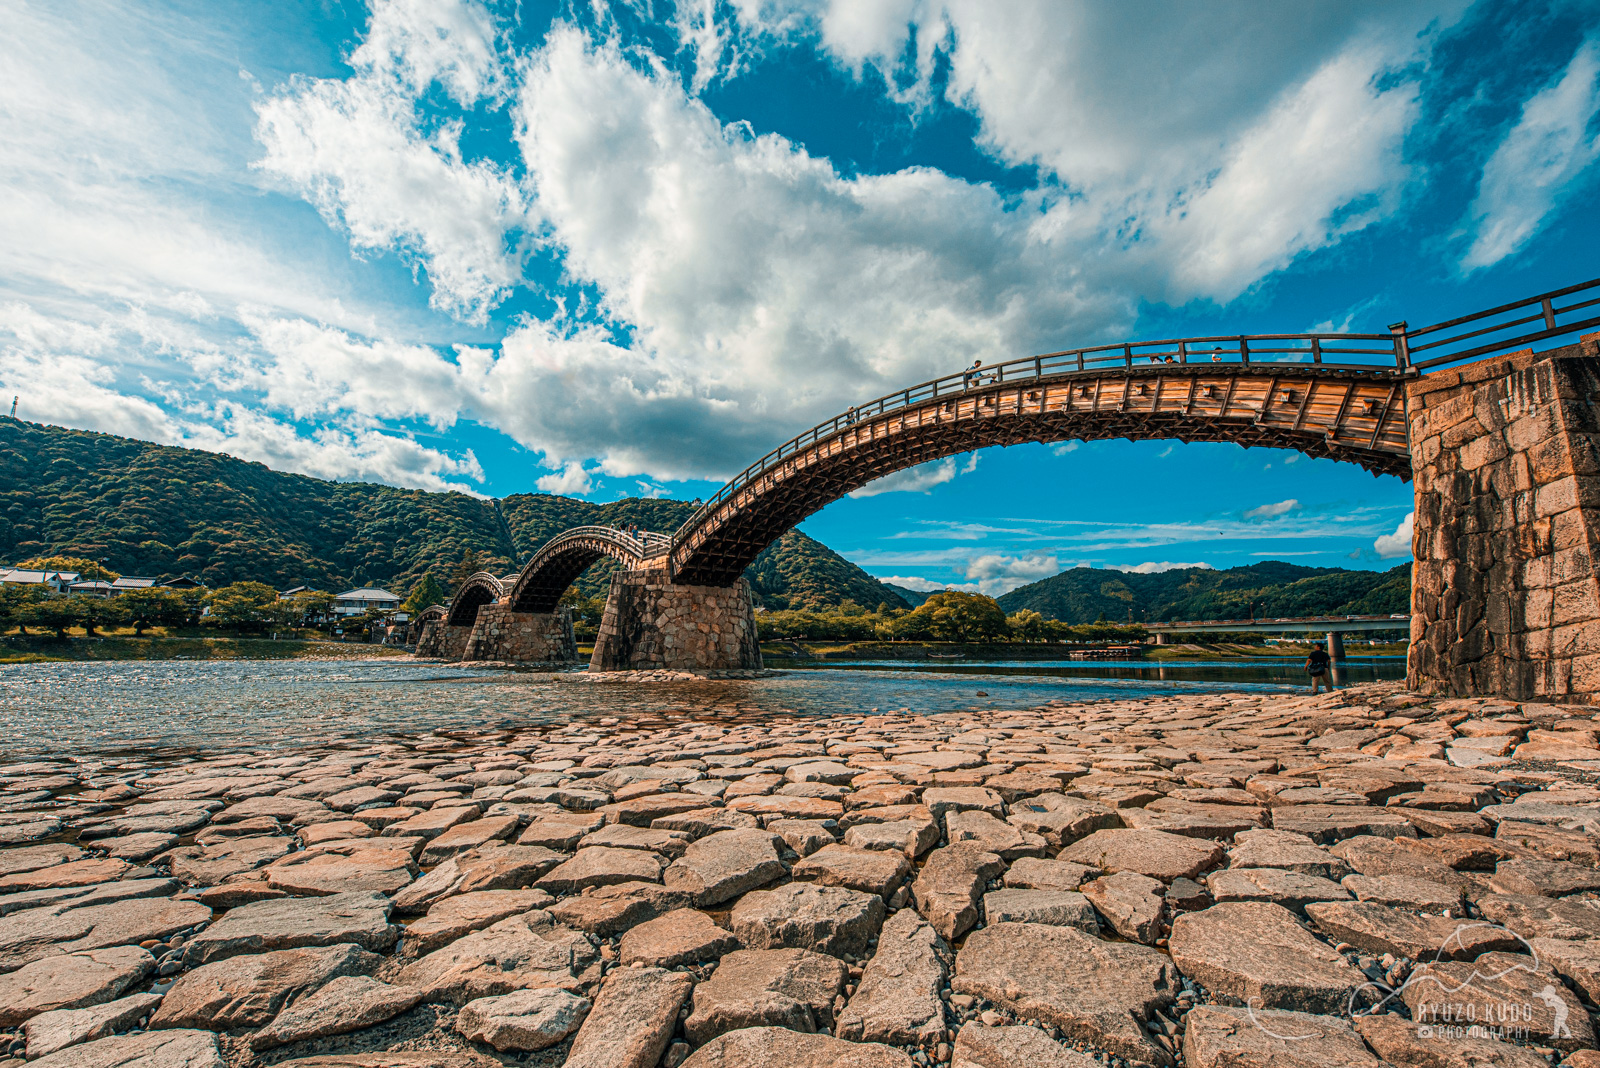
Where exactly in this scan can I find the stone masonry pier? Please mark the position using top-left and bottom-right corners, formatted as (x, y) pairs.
(413, 621), (472, 660)
(462, 604), (578, 665)
(590, 570), (762, 672)
(1409, 334), (1600, 700)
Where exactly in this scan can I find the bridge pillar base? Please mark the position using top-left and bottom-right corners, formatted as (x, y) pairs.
(1327, 631), (1345, 660)
(1408, 338), (1600, 701)
(416, 622), (473, 660)
(591, 570), (762, 672)
(464, 604), (578, 665)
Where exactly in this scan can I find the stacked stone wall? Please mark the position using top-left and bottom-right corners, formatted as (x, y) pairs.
(591, 570), (762, 671)
(1408, 335), (1600, 700)
(415, 623), (473, 660)
(462, 604), (577, 665)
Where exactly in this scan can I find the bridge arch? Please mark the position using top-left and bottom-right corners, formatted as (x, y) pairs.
(506, 526), (672, 613)
(446, 572), (504, 627)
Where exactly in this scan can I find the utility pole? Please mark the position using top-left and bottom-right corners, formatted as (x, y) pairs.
(8, 397), (15, 418)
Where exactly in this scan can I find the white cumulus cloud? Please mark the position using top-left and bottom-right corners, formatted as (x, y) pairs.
(1373, 511), (1414, 558)
(963, 552), (1061, 595)
(1243, 498), (1302, 520)
(1111, 561), (1214, 574)
(535, 461), (594, 496)
(850, 455), (979, 498)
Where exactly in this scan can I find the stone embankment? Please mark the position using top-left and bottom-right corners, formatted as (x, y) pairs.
(4, 683), (1600, 1067)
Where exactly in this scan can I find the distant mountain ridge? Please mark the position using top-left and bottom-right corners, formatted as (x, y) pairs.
(996, 560), (1410, 624)
(0, 419), (907, 611)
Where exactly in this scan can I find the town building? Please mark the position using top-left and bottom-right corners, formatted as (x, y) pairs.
(331, 587), (402, 618)
(0, 568), (80, 592)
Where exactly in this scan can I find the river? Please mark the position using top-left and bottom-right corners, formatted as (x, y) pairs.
(0, 656), (1405, 760)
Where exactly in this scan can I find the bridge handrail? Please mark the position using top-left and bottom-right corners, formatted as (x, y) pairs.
(531, 525), (672, 559)
(672, 278), (1600, 551)
(1147, 613), (1411, 628)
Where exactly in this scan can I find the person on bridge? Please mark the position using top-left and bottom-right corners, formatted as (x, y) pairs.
(1306, 645), (1332, 693)
(964, 359), (983, 388)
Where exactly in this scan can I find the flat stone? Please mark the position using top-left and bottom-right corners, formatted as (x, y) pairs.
(266, 1053), (471, 1068)
(602, 793), (721, 826)
(324, 786), (400, 811)
(1227, 828), (1351, 879)
(418, 816), (519, 866)
(546, 881), (687, 937)
(1530, 937), (1600, 1004)
(1002, 857), (1098, 891)
(394, 910), (596, 1002)
(684, 947), (848, 1045)
(1208, 868), (1352, 910)
(911, 843), (1006, 942)
(28, 1029), (224, 1068)
(619, 907), (739, 967)
(983, 888), (1099, 932)
(1403, 951), (1594, 1051)
(563, 966), (693, 1068)
(1121, 800), (1263, 839)
(953, 922), (1176, 1067)
(516, 819), (598, 850)
(1354, 1014), (1549, 1068)
(836, 909), (946, 1049)
(166, 837), (294, 886)
(1330, 835), (1466, 887)
(351, 806), (422, 831)
(151, 943), (380, 1030)
(0, 877), (179, 918)
(385, 807), (475, 841)
(251, 975), (422, 1049)
(950, 1022), (1099, 1068)
(453, 987), (590, 1052)
(793, 843), (911, 898)
(1060, 829), (1224, 882)
(1490, 856), (1600, 897)
(730, 883), (885, 956)
(265, 846), (415, 897)
(1397, 832), (1513, 871)
(0, 896), (210, 972)
(725, 795), (845, 821)
(0, 844), (81, 877)
(1476, 893), (1600, 940)
(1304, 901), (1523, 960)
(214, 796), (329, 825)
(0, 946), (154, 1027)
(0, 818), (63, 843)
(842, 819), (939, 859)
(186, 891), (397, 965)
(945, 809), (1046, 858)
(1081, 872), (1164, 942)
(1270, 804), (1419, 843)
(650, 808), (761, 838)
(680, 1027), (914, 1068)
(1496, 820), (1600, 864)
(1183, 1006), (1381, 1068)
(537, 847), (664, 894)
(579, 825), (692, 858)
(103, 834), (179, 863)
(407, 889), (554, 955)
(1340, 873), (1461, 910)
(0, 859), (133, 894)
(391, 844), (564, 914)
(1169, 901), (1368, 1014)
(1004, 795), (1121, 849)
(23, 993), (163, 1060)
(922, 787), (1005, 822)
(662, 828), (785, 906)
(767, 819), (837, 857)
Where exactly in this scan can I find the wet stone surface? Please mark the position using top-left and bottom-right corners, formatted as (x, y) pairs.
(1, 680), (1597, 1067)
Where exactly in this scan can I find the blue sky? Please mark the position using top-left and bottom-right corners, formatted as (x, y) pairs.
(3, 0), (1599, 594)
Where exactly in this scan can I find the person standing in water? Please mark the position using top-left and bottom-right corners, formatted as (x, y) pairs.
(1306, 644), (1332, 692)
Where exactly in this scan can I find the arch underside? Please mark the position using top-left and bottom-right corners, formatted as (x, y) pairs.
(509, 537), (646, 613)
(671, 367), (1412, 586)
(446, 573), (504, 627)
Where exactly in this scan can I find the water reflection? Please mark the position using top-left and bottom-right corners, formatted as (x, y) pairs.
(0, 655), (1405, 759)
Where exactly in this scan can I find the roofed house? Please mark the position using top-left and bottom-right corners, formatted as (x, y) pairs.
(0, 568), (79, 592)
(163, 577), (204, 590)
(332, 587), (401, 618)
(67, 580), (115, 598)
(110, 577), (158, 593)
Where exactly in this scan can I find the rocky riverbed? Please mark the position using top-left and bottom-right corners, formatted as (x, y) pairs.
(2, 681), (1600, 1068)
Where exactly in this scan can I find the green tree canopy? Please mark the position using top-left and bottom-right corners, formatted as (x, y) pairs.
(402, 574), (446, 614)
(116, 587), (189, 635)
(447, 550), (486, 594)
(205, 581), (281, 630)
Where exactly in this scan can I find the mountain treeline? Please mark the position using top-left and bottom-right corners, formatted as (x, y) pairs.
(995, 560), (1411, 624)
(0, 419), (907, 611)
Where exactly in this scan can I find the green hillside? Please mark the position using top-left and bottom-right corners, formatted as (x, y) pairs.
(996, 560), (1411, 624)
(0, 419), (906, 611)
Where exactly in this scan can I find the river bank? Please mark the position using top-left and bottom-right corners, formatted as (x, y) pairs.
(0, 635), (410, 664)
(0, 680), (1593, 1068)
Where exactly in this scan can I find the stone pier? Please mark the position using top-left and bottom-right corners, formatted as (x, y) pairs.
(591, 570), (762, 672)
(1408, 335), (1600, 700)
(463, 603), (577, 665)
(414, 621), (473, 660)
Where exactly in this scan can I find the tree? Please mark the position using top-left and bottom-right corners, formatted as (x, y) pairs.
(204, 582), (281, 632)
(1007, 609), (1049, 642)
(16, 556), (119, 582)
(896, 591), (1008, 642)
(282, 590), (334, 627)
(27, 597), (82, 639)
(402, 574), (446, 614)
(448, 550), (486, 595)
(74, 596), (127, 636)
(116, 588), (189, 635)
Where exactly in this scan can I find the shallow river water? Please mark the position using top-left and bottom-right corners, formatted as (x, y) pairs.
(0, 656), (1405, 760)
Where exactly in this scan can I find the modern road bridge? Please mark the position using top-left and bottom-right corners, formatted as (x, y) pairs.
(1146, 613), (1413, 657)
(418, 277), (1600, 698)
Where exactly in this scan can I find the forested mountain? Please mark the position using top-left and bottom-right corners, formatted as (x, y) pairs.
(996, 560), (1410, 624)
(0, 419), (906, 611)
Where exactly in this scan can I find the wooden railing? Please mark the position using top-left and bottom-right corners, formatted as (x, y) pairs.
(674, 277), (1600, 549)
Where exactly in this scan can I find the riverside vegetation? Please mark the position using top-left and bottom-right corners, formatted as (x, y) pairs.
(1, 683), (1598, 1068)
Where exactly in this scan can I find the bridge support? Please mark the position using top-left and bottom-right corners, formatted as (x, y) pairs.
(591, 571), (762, 672)
(463, 604), (577, 665)
(415, 622), (473, 660)
(1326, 631), (1345, 660)
(1408, 336), (1600, 700)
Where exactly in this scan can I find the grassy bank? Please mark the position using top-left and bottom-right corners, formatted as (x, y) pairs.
(0, 635), (409, 663)
(760, 639), (1409, 661)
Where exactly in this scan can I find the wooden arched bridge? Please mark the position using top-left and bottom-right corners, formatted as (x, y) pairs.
(417, 278), (1600, 698)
